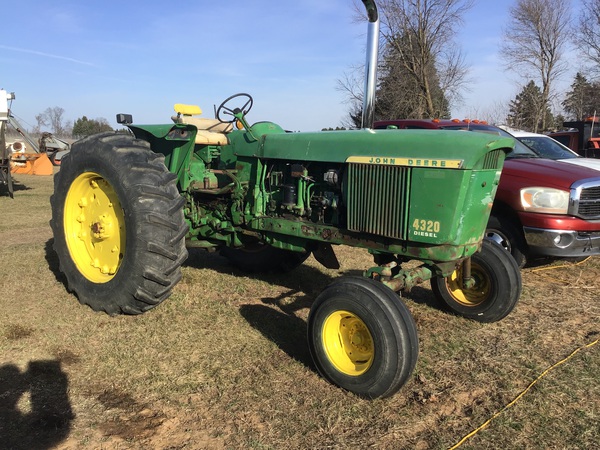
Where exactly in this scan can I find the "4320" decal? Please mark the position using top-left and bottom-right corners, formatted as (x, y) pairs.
(412, 218), (441, 237)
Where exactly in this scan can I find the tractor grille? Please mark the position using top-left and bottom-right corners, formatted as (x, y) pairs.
(576, 184), (600, 219)
(346, 163), (411, 240)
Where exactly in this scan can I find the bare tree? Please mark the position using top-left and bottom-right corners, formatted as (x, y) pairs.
(576, 0), (600, 76)
(378, 0), (473, 116)
(35, 107), (71, 136)
(500, 0), (571, 130)
(339, 0), (473, 124)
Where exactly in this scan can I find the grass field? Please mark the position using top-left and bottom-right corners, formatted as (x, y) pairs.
(1, 171), (599, 449)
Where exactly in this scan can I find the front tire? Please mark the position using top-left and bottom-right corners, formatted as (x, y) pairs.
(308, 277), (419, 399)
(431, 240), (521, 322)
(50, 133), (188, 314)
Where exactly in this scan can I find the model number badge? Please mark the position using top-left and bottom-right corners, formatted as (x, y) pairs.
(412, 219), (440, 237)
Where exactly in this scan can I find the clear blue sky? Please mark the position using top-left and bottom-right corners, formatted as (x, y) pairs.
(0, 0), (577, 132)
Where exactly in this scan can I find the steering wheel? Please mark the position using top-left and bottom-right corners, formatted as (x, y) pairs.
(216, 93), (254, 123)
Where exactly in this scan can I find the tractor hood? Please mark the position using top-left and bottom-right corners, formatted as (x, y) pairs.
(254, 129), (514, 170)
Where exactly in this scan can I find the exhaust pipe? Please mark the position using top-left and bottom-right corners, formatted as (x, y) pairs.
(361, 0), (379, 129)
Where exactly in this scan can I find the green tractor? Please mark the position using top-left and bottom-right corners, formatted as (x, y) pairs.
(50, 0), (521, 399)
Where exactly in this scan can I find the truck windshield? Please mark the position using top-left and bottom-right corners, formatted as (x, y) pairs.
(516, 136), (578, 160)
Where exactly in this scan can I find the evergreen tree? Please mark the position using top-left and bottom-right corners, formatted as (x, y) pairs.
(562, 73), (600, 121)
(376, 36), (450, 121)
(72, 116), (113, 138)
(506, 81), (553, 132)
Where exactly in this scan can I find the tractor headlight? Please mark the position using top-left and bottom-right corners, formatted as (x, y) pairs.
(520, 187), (569, 214)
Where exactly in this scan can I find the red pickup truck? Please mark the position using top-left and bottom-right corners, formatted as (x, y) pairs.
(374, 119), (600, 267)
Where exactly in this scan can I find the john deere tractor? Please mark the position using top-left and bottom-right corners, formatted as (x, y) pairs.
(50, 0), (521, 399)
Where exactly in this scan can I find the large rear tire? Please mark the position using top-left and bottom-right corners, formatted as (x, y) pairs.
(50, 133), (188, 314)
(431, 240), (521, 323)
(308, 277), (419, 399)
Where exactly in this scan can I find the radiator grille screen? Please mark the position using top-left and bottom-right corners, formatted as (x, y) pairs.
(346, 164), (411, 240)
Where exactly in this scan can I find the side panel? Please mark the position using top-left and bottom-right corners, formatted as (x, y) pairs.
(408, 169), (500, 245)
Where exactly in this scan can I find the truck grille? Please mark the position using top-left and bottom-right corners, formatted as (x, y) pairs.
(572, 180), (600, 219)
(346, 163), (411, 240)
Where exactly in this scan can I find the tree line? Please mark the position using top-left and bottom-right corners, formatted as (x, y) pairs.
(31, 107), (114, 139)
(340, 0), (600, 132)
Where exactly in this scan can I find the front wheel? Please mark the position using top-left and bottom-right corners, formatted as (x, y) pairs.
(50, 133), (188, 314)
(431, 240), (522, 322)
(308, 277), (419, 399)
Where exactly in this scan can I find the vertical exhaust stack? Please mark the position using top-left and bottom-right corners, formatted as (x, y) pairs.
(361, 0), (379, 129)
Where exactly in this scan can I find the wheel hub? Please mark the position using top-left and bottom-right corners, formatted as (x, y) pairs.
(91, 215), (113, 240)
(322, 310), (374, 376)
(447, 264), (489, 306)
(64, 172), (125, 283)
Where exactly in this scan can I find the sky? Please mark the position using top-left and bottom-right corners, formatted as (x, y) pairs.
(0, 0), (580, 133)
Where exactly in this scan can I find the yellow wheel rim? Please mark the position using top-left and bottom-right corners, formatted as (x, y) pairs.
(445, 263), (490, 307)
(64, 172), (126, 283)
(322, 310), (374, 376)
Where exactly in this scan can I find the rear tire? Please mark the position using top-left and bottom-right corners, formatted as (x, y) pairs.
(431, 240), (521, 322)
(50, 132), (188, 314)
(308, 277), (419, 399)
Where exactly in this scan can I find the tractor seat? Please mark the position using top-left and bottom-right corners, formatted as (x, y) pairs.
(172, 103), (233, 146)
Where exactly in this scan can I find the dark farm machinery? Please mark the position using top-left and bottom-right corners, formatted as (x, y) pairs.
(50, 0), (521, 398)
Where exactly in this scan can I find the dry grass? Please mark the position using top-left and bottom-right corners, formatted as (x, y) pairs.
(1, 171), (598, 449)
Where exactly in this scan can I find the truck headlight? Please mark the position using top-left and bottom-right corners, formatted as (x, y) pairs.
(520, 187), (569, 214)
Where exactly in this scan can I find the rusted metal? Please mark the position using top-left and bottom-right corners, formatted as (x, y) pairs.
(378, 265), (434, 292)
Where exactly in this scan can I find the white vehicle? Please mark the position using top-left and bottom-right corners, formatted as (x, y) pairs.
(511, 130), (600, 171)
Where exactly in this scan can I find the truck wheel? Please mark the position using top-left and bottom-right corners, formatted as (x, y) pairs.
(485, 215), (527, 268)
(308, 277), (419, 399)
(431, 240), (521, 323)
(50, 133), (188, 315)
(220, 241), (310, 273)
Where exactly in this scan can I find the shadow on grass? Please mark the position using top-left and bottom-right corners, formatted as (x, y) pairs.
(186, 248), (343, 372)
(239, 304), (315, 370)
(403, 285), (440, 309)
(0, 360), (74, 450)
(44, 239), (68, 286)
(185, 247), (343, 297)
(0, 177), (33, 197)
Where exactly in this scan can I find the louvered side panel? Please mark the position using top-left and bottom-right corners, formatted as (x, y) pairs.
(346, 164), (410, 240)
(482, 149), (503, 170)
